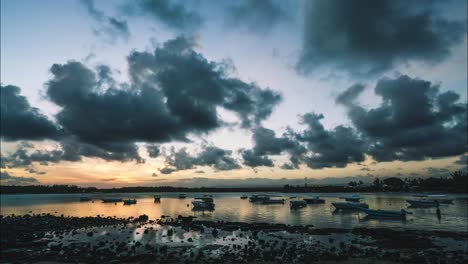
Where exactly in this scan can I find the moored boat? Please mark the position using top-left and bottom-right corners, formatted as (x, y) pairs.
(262, 198), (285, 204)
(249, 194), (271, 203)
(154, 195), (161, 202)
(290, 200), (307, 209)
(123, 199), (137, 205)
(240, 194), (248, 199)
(303, 196), (325, 204)
(406, 199), (437, 207)
(340, 194), (362, 202)
(332, 202), (368, 210)
(102, 198), (123, 203)
(80, 196), (91, 202)
(361, 208), (411, 218)
(178, 193), (187, 199)
(191, 198), (215, 210)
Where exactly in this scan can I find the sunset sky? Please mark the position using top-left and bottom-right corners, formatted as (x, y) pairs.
(1, 0), (467, 187)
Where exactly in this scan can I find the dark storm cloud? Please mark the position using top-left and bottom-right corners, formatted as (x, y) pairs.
(240, 149), (274, 168)
(1, 85), (59, 141)
(146, 144), (160, 158)
(244, 126), (307, 169)
(0, 171), (39, 185)
(80, 0), (130, 40)
(337, 75), (467, 162)
(161, 146), (241, 174)
(297, 0), (466, 76)
(159, 167), (178, 175)
(3, 138), (143, 168)
(45, 36), (281, 148)
(126, 0), (202, 31)
(225, 0), (290, 32)
(296, 113), (367, 169)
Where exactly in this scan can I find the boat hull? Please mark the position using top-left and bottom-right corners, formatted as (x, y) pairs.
(332, 202), (368, 209)
(361, 208), (406, 218)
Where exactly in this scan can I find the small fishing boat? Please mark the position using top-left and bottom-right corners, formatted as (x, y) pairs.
(249, 194), (271, 203)
(262, 198), (285, 204)
(361, 208), (411, 218)
(154, 195), (161, 202)
(194, 195), (213, 203)
(240, 194), (248, 199)
(178, 193), (187, 199)
(303, 196), (325, 204)
(123, 199), (137, 205)
(290, 200), (307, 209)
(340, 194), (362, 202)
(332, 202), (369, 210)
(191, 198), (215, 210)
(80, 196), (91, 202)
(102, 198), (123, 203)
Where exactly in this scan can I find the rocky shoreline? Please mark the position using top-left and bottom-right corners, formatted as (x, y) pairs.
(1, 214), (467, 263)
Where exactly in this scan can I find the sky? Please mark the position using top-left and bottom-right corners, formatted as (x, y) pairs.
(1, 0), (467, 187)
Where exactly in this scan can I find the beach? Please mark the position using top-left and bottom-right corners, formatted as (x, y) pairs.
(1, 214), (467, 263)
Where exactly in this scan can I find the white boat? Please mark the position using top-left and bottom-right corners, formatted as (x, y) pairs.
(339, 194), (362, 202)
(191, 198), (215, 210)
(332, 202), (369, 209)
(290, 200), (307, 209)
(194, 195), (213, 203)
(178, 193), (187, 199)
(262, 198), (285, 204)
(249, 194), (271, 202)
(154, 195), (161, 202)
(361, 208), (411, 218)
(303, 196), (325, 204)
(102, 198), (123, 203)
(123, 199), (137, 205)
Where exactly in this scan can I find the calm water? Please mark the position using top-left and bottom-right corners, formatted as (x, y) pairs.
(1, 192), (467, 232)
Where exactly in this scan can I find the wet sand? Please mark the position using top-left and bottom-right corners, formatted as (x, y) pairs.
(1, 214), (467, 263)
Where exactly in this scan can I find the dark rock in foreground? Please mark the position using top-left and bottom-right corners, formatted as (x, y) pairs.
(1, 214), (466, 263)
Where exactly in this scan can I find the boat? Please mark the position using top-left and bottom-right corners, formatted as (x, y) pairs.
(406, 199), (437, 207)
(290, 200), (307, 209)
(80, 196), (91, 202)
(361, 208), (411, 218)
(123, 199), (137, 205)
(240, 195), (248, 199)
(102, 198), (123, 203)
(426, 195), (453, 204)
(262, 198), (285, 204)
(178, 194), (187, 199)
(194, 195), (214, 203)
(154, 195), (161, 202)
(339, 194), (362, 202)
(332, 202), (369, 210)
(249, 194), (271, 203)
(191, 198), (215, 210)
(303, 196), (325, 204)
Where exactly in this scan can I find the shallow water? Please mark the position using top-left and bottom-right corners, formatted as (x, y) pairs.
(1, 192), (467, 232)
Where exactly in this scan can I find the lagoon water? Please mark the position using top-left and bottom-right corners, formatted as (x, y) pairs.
(1, 192), (467, 232)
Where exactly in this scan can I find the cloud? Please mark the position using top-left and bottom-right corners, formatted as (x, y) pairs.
(146, 144), (160, 158)
(80, 0), (130, 41)
(240, 149), (274, 168)
(46, 36), (281, 148)
(1, 85), (60, 141)
(296, 113), (367, 169)
(337, 75), (467, 162)
(3, 138), (143, 168)
(159, 167), (177, 174)
(455, 154), (467, 165)
(243, 126), (306, 169)
(297, 0), (466, 76)
(225, 0), (290, 32)
(126, 0), (202, 31)
(0, 171), (39, 185)
(162, 145), (241, 173)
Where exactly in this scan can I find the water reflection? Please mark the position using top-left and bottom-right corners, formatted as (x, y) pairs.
(1, 192), (467, 232)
